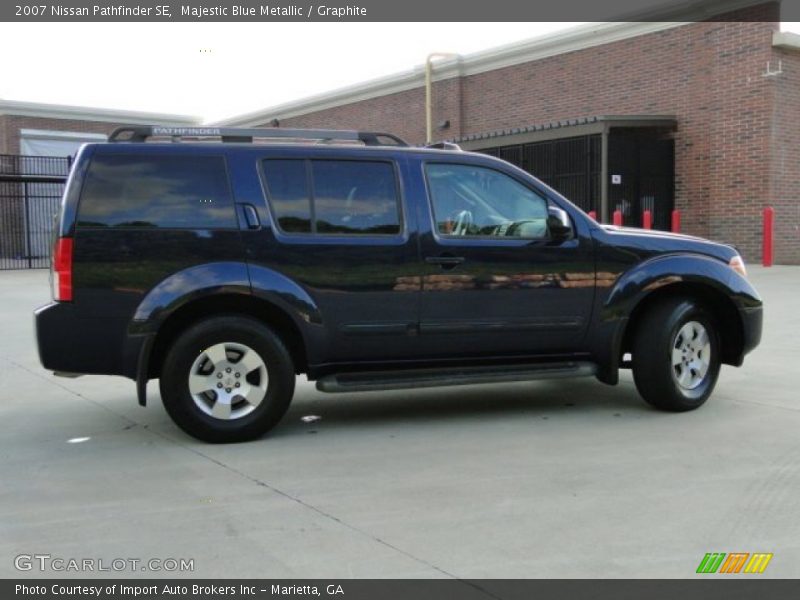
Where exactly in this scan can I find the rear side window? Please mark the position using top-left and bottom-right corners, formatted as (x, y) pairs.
(261, 160), (311, 233)
(262, 159), (401, 235)
(77, 154), (235, 228)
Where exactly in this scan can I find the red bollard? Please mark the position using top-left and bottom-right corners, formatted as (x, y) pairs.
(642, 210), (652, 230)
(613, 210), (623, 226)
(671, 209), (681, 233)
(763, 206), (774, 267)
(588, 210), (597, 220)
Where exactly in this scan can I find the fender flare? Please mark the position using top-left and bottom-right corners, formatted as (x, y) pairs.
(127, 262), (322, 405)
(592, 253), (760, 384)
(130, 262), (250, 331)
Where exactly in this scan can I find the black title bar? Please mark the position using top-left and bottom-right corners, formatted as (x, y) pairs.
(3, 0), (796, 22)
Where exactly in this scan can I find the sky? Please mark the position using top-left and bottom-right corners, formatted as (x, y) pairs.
(0, 21), (798, 123)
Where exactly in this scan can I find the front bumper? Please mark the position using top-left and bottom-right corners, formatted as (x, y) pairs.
(738, 304), (763, 362)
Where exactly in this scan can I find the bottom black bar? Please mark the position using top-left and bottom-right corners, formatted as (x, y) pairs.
(4, 580), (800, 600)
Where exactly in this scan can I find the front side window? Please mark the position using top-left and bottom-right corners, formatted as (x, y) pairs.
(425, 163), (549, 239)
(262, 159), (401, 236)
(77, 154), (235, 228)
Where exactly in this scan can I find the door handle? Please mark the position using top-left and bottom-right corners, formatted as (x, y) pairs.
(425, 255), (466, 269)
(242, 204), (261, 230)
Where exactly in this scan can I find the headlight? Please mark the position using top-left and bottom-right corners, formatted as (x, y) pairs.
(729, 255), (747, 278)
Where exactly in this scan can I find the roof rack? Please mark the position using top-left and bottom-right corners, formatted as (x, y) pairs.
(108, 126), (409, 147)
(425, 141), (462, 151)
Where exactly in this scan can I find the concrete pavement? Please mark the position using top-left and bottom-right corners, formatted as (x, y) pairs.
(0, 267), (798, 578)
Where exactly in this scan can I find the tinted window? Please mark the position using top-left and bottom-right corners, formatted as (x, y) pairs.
(261, 159), (401, 235)
(312, 161), (399, 235)
(77, 154), (234, 228)
(425, 164), (549, 238)
(262, 159), (311, 233)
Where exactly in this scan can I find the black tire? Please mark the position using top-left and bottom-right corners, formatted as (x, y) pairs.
(159, 315), (295, 443)
(632, 297), (721, 412)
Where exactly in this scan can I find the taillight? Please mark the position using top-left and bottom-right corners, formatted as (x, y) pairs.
(53, 237), (73, 302)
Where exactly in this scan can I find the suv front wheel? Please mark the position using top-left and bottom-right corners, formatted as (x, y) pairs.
(632, 297), (721, 412)
(160, 316), (295, 442)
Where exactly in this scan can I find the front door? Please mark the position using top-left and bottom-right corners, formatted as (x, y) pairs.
(416, 160), (595, 359)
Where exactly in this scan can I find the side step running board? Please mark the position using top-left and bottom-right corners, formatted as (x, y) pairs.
(316, 361), (597, 393)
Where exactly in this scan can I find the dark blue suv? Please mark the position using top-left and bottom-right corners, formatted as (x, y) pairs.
(35, 126), (763, 442)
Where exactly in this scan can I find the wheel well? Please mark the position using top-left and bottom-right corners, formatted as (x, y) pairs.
(147, 294), (308, 379)
(620, 282), (744, 366)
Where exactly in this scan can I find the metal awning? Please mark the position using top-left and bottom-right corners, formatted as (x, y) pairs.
(452, 115), (677, 150)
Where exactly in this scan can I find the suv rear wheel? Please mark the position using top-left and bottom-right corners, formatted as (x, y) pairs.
(632, 297), (721, 412)
(160, 316), (295, 442)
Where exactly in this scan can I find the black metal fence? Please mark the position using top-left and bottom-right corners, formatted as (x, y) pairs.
(481, 132), (675, 229)
(481, 135), (602, 215)
(0, 155), (69, 270)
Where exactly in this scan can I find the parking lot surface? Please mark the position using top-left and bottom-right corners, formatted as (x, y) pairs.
(1, 267), (798, 578)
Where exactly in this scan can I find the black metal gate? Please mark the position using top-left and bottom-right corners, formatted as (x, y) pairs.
(481, 130), (674, 229)
(0, 155), (69, 270)
(608, 132), (675, 230)
(481, 135), (602, 215)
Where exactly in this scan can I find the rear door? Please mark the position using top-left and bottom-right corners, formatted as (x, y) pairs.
(236, 147), (421, 366)
(412, 156), (595, 358)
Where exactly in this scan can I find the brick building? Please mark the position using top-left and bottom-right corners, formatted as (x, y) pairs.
(218, 0), (799, 264)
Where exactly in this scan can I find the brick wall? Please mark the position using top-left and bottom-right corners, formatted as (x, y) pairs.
(771, 47), (800, 264)
(260, 3), (794, 262)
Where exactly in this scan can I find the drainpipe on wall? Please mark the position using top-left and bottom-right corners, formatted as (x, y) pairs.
(425, 53), (459, 144)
